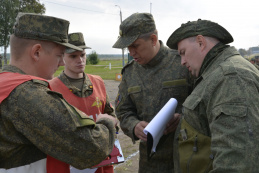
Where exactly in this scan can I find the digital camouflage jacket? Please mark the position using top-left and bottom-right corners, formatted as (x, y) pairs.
(0, 65), (115, 169)
(115, 41), (192, 173)
(174, 45), (259, 173)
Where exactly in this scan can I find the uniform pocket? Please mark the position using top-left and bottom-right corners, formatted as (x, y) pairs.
(210, 104), (248, 149)
(161, 79), (189, 112)
(182, 94), (201, 111)
(178, 119), (213, 173)
(162, 79), (187, 88)
(127, 86), (141, 94)
(127, 85), (142, 104)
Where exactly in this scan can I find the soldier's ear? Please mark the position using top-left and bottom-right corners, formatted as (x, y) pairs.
(196, 35), (206, 51)
(30, 44), (42, 62)
(150, 34), (158, 46)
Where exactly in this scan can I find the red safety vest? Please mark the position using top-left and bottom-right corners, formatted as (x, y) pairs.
(0, 72), (50, 173)
(0, 72), (50, 103)
(48, 74), (113, 173)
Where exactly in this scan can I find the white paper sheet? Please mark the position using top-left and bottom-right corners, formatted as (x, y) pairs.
(70, 167), (97, 173)
(143, 98), (178, 153)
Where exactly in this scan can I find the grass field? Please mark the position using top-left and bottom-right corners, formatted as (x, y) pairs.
(55, 59), (127, 80)
(0, 59), (127, 80)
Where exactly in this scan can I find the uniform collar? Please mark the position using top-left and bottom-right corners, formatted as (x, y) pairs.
(194, 45), (239, 87)
(142, 40), (167, 68)
(2, 65), (26, 74)
(58, 72), (92, 93)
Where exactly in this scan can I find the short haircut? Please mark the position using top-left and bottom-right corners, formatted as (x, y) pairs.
(10, 35), (58, 60)
(138, 29), (158, 41)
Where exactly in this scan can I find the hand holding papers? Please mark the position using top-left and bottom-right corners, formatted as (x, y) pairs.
(143, 98), (178, 159)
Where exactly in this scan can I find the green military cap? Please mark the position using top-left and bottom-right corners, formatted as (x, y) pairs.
(112, 13), (156, 49)
(166, 19), (234, 49)
(251, 57), (256, 61)
(13, 13), (82, 51)
(65, 32), (91, 53)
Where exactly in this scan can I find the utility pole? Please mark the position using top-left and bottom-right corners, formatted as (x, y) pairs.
(115, 5), (125, 67)
(150, 3), (152, 14)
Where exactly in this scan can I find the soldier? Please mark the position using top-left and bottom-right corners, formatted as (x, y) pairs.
(255, 55), (259, 65)
(167, 19), (259, 172)
(48, 32), (116, 173)
(113, 13), (192, 173)
(0, 13), (117, 172)
(249, 57), (259, 70)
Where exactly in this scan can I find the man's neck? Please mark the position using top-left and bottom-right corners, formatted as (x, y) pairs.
(64, 70), (84, 79)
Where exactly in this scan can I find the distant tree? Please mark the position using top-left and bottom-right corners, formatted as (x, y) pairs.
(0, 0), (45, 67)
(0, 54), (2, 69)
(85, 57), (90, 65)
(19, 0), (46, 13)
(88, 51), (100, 65)
(238, 48), (248, 57)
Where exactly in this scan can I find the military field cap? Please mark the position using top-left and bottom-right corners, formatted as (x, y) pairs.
(13, 13), (82, 51)
(166, 19), (234, 49)
(112, 12), (156, 49)
(65, 32), (91, 53)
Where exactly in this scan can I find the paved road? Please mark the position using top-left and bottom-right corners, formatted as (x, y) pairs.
(103, 80), (139, 173)
(103, 80), (121, 104)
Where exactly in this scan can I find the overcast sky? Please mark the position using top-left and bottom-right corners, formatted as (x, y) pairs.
(2, 0), (259, 55)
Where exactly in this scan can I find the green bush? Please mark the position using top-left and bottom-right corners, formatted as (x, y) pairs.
(87, 51), (99, 65)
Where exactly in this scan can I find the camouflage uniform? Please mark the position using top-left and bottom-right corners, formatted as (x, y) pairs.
(167, 19), (259, 172)
(0, 13), (115, 170)
(176, 45), (259, 172)
(0, 65), (115, 169)
(250, 58), (259, 70)
(48, 32), (116, 173)
(56, 71), (115, 116)
(253, 63), (259, 70)
(115, 41), (191, 172)
(113, 13), (192, 173)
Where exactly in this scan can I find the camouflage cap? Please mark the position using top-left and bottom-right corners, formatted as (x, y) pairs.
(112, 13), (156, 49)
(13, 13), (82, 51)
(65, 32), (91, 53)
(166, 19), (234, 49)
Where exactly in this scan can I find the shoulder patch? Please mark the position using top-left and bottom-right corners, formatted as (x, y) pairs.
(121, 59), (134, 74)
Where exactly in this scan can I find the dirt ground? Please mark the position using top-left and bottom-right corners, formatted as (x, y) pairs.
(103, 80), (140, 173)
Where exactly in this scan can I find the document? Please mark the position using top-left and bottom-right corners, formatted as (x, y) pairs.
(143, 98), (178, 159)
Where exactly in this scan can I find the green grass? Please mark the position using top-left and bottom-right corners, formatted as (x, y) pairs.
(0, 59), (126, 80)
(55, 59), (127, 80)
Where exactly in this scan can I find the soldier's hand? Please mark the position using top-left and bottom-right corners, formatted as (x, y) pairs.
(134, 121), (148, 141)
(164, 113), (181, 135)
(97, 114), (118, 127)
